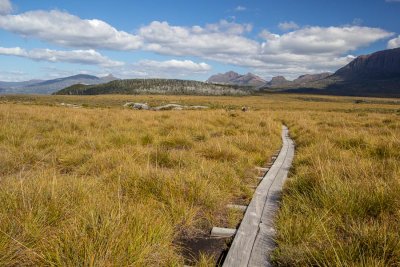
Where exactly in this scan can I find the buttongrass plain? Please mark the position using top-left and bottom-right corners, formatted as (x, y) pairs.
(0, 94), (399, 266)
(0, 96), (280, 266)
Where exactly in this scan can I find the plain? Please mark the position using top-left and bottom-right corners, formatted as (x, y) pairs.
(0, 94), (399, 266)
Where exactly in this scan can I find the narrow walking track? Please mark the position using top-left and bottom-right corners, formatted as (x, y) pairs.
(222, 125), (295, 267)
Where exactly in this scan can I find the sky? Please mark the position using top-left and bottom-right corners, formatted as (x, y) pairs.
(0, 0), (399, 82)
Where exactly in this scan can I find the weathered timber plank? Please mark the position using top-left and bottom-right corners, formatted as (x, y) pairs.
(248, 127), (295, 266)
(222, 125), (294, 267)
(211, 227), (237, 238)
(255, 167), (269, 172)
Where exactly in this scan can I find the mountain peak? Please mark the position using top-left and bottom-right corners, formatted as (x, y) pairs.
(207, 71), (265, 87)
(266, 76), (291, 86)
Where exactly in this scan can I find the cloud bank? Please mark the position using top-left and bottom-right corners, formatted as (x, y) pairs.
(0, 4), (395, 78)
(139, 22), (392, 78)
(104, 59), (211, 79)
(139, 20), (258, 57)
(0, 0), (12, 15)
(137, 59), (210, 72)
(0, 47), (124, 67)
(0, 10), (142, 50)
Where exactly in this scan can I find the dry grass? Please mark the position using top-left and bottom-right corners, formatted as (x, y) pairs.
(273, 109), (400, 266)
(0, 100), (280, 266)
(1, 93), (400, 266)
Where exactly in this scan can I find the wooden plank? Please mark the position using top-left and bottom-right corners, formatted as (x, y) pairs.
(222, 125), (295, 267)
(211, 227), (237, 238)
(248, 126), (295, 266)
(255, 167), (269, 172)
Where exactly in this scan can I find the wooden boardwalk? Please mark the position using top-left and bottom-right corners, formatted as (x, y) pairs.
(222, 125), (295, 267)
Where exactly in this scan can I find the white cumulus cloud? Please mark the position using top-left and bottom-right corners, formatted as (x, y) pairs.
(259, 29), (280, 40)
(250, 26), (393, 78)
(0, 0), (12, 15)
(387, 35), (400, 48)
(139, 20), (259, 57)
(137, 59), (211, 72)
(0, 47), (124, 67)
(261, 26), (393, 55)
(0, 10), (142, 50)
(109, 59), (212, 79)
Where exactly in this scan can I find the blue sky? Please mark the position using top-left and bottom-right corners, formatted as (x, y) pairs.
(0, 0), (399, 81)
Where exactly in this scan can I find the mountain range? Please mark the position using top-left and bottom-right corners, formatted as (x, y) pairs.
(0, 74), (118, 94)
(260, 73), (332, 88)
(207, 71), (332, 88)
(270, 47), (400, 97)
(207, 48), (400, 97)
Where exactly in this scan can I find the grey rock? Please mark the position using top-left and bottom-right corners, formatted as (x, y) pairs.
(125, 102), (209, 111)
(153, 104), (184, 110)
(123, 102), (150, 110)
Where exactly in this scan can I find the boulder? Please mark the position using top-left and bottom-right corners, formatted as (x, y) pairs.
(153, 104), (183, 110)
(124, 102), (150, 110)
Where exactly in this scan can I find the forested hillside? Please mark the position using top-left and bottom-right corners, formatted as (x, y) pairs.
(55, 79), (252, 96)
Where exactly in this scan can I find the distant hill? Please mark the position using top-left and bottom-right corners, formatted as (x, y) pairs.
(262, 48), (400, 97)
(0, 74), (118, 94)
(262, 73), (332, 88)
(54, 79), (251, 96)
(207, 71), (266, 87)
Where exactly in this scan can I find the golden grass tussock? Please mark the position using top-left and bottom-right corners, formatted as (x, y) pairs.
(0, 100), (281, 266)
(273, 110), (400, 266)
